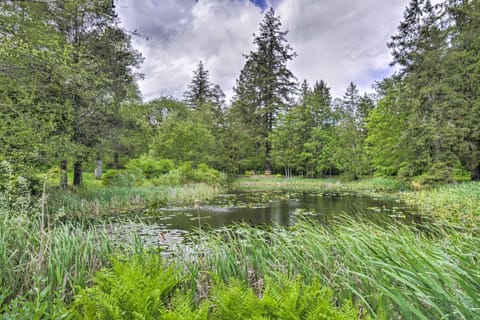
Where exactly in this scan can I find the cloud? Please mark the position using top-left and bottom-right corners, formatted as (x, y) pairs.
(275, 0), (408, 97)
(117, 0), (263, 101)
(117, 0), (411, 101)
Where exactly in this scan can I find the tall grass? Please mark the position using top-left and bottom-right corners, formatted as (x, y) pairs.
(174, 219), (480, 319)
(48, 183), (221, 218)
(0, 182), (144, 317)
(233, 176), (408, 194)
(401, 182), (480, 220)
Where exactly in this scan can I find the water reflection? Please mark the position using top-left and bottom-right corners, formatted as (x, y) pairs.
(118, 191), (421, 231)
(101, 191), (423, 251)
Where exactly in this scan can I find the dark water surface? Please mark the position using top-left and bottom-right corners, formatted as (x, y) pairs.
(103, 191), (422, 248)
(142, 191), (420, 230)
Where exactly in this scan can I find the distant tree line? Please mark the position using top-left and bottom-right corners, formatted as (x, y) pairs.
(1, 0), (479, 187)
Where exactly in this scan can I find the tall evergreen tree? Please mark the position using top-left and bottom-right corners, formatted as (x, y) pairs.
(444, 0), (480, 180)
(342, 82), (360, 118)
(387, 0), (459, 182)
(333, 82), (369, 179)
(183, 61), (213, 110)
(232, 8), (297, 172)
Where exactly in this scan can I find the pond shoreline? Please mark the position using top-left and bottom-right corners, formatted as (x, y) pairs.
(2, 177), (479, 318)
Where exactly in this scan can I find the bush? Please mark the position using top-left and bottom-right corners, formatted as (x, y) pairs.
(125, 155), (174, 179)
(414, 162), (453, 186)
(101, 169), (144, 187)
(191, 164), (221, 184)
(151, 163), (225, 186)
(151, 169), (186, 186)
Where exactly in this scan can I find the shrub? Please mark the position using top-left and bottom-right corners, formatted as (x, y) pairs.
(125, 155), (174, 179)
(414, 161), (453, 186)
(191, 164), (221, 185)
(151, 169), (186, 186)
(151, 163), (225, 186)
(101, 169), (144, 187)
(73, 255), (184, 319)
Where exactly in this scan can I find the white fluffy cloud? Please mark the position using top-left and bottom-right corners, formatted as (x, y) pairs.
(276, 0), (408, 97)
(117, 0), (411, 101)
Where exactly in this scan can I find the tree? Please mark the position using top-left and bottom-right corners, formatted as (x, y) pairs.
(332, 82), (369, 179)
(50, 0), (142, 186)
(271, 79), (337, 177)
(366, 78), (410, 176)
(443, 0), (480, 180)
(0, 1), (74, 182)
(232, 8), (297, 172)
(183, 61), (213, 110)
(386, 0), (462, 182)
(152, 100), (216, 166)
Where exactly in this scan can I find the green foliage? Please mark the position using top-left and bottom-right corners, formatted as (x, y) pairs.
(402, 181), (480, 219)
(125, 155), (175, 179)
(232, 176), (408, 194)
(377, 0), (480, 182)
(1, 285), (70, 320)
(152, 163), (225, 186)
(232, 8), (297, 172)
(73, 254), (357, 319)
(262, 276), (359, 319)
(48, 183), (220, 218)
(0, 178), (141, 313)
(152, 108), (217, 166)
(179, 219), (480, 319)
(413, 161), (454, 186)
(73, 255), (182, 319)
(272, 80), (337, 177)
(102, 169), (145, 187)
(366, 77), (409, 176)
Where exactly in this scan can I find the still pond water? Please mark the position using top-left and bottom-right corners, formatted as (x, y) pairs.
(104, 191), (422, 248)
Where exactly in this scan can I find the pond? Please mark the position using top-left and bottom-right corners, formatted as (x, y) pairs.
(102, 190), (422, 249)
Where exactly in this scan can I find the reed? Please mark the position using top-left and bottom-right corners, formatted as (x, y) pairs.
(48, 183), (221, 218)
(401, 182), (480, 220)
(0, 213), (145, 317)
(232, 176), (408, 193)
(174, 219), (480, 319)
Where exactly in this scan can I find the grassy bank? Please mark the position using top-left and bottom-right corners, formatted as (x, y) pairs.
(48, 183), (221, 219)
(232, 176), (408, 193)
(0, 215), (144, 317)
(69, 219), (480, 319)
(401, 182), (480, 221)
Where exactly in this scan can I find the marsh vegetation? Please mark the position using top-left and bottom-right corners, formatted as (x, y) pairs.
(1, 0), (480, 318)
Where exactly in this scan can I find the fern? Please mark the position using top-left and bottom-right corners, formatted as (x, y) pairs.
(73, 254), (181, 319)
(73, 254), (361, 319)
(210, 279), (265, 319)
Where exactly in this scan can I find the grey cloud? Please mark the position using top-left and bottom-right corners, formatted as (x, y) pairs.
(277, 0), (408, 97)
(118, 0), (412, 101)
(118, 0), (262, 101)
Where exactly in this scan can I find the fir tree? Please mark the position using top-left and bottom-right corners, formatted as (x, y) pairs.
(232, 8), (297, 172)
(183, 61), (213, 110)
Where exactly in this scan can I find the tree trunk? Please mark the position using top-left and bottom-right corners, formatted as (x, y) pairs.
(60, 160), (68, 189)
(113, 151), (119, 169)
(95, 159), (102, 180)
(265, 140), (271, 173)
(471, 164), (480, 181)
(73, 161), (83, 187)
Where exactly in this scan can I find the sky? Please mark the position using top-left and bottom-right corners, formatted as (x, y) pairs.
(116, 0), (413, 102)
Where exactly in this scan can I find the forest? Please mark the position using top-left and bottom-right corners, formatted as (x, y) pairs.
(1, 0), (480, 319)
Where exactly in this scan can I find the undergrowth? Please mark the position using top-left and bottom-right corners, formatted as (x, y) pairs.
(47, 183), (221, 219)
(72, 254), (360, 319)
